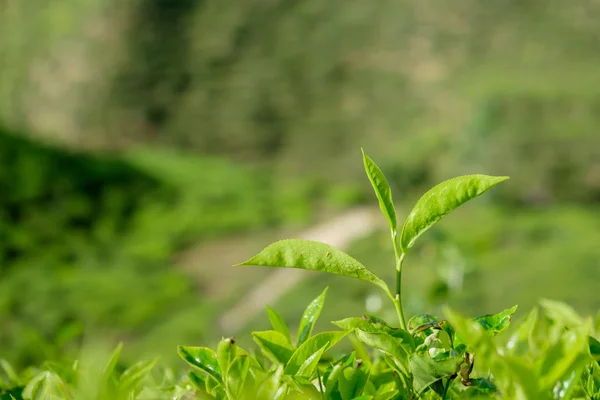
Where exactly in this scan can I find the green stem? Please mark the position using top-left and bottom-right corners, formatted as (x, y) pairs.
(441, 377), (453, 399)
(391, 230), (407, 330)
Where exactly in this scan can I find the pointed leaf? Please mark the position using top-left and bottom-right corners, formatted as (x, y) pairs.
(226, 355), (251, 398)
(266, 305), (292, 345)
(252, 330), (295, 365)
(474, 305), (518, 337)
(297, 287), (328, 346)
(119, 358), (158, 392)
(177, 346), (222, 383)
(539, 299), (583, 327)
(295, 343), (328, 378)
(285, 331), (350, 376)
(217, 337), (237, 378)
(400, 174), (509, 251)
(237, 239), (388, 291)
(362, 149), (397, 232)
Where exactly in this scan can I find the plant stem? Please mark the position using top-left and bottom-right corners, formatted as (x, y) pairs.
(391, 230), (407, 330)
(441, 377), (453, 399)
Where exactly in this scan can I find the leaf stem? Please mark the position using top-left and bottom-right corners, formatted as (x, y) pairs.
(441, 377), (453, 399)
(391, 230), (407, 330)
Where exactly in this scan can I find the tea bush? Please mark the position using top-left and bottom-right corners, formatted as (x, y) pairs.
(0, 128), (327, 369)
(2, 151), (598, 399)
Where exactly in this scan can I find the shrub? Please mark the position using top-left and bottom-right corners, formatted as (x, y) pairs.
(2, 150), (599, 399)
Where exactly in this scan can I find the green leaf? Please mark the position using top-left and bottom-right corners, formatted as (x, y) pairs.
(297, 287), (328, 347)
(502, 355), (540, 399)
(539, 299), (583, 327)
(473, 305), (518, 337)
(354, 330), (411, 371)
(226, 356), (251, 398)
(333, 316), (412, 341)
(285, 331), (350, 376)
(400, 174), (509, 251)
(374, 390), (400, 400)
(119, 358), (158, 392)
(409, 352), (462, 394)
(217, 337), (237, 378)
(188, 371), (207, 391)
(177, 346), (222, 383)
(237, 239), (388, 291)
(251, 331), (295, 365)
(539, 323), (591, 389)
(295, 343), (328, 378)
(338, 361), (370, 400)
(266, 305), (292, 345)
(590, 336), (600, 364)
(324, 362), (344, 395)
(362, 149), (397, 232)
(407, 314), (441, 335)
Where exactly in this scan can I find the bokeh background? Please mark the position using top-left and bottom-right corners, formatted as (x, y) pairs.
(1, 0), (600, 371)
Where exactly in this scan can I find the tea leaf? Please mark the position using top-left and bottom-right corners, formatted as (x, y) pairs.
(177, 346), (222, 383)
(338, 360), (370, 399)
(354, 330), (411, 370)
(285, 331), (349, 376)
(226, 356), (251, 398)
(409, 352), (462, 394)
(297, 287), (328, 346)
(237, 239), (388, 291)
(217, 337), (236, 378)
(407, 314), (441, 335)
(119, 358), (158, 392)
(252, 331), (295, 365)
(400, 174), (508, 251)
(474, 305), (518, 337)
(266, 305), (292, 345)
(295, 343), (328, 378)
(539, 299), (583, 327)
(362, 149), (397, 232)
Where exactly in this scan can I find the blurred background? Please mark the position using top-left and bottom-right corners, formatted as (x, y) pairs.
(1, 0), (600, 371)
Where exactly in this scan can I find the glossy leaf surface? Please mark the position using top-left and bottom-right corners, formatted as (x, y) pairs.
(362, 149), (397, 232)
(237, 239), (388, 291)
(400, 174), (509, 251)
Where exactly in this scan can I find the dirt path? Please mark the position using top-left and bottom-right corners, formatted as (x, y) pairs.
(216, 206), (383, 333)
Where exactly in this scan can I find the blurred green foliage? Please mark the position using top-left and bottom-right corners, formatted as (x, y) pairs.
(0, 127), (328, 368)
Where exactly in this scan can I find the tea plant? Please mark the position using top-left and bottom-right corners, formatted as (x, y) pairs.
(174, 149), (600, 399)
(2, 150), (600, 399)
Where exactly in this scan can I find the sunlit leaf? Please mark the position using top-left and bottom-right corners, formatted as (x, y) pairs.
(362, 149), (397, 232)
(226, 355), (251, 398)
(474, 305), (518, 337)
(285, 331), (349, 376)
(295, 344), (328, 378)
(237, 239), (388, 291)
(217, 337), (236, 378)
(177, 346), (222, 383)
(407, 314), (441, 335)
(400, 174), (509, 251)
(119, 358), (158, 392)
(354, 330), (411, 371)
(266, 305), (292, 345)
(409, 352), (462, 394)
(252, 331), (295, 365)
(297, 287), (328, 346)
(539, 299), (583, 328)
